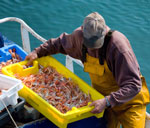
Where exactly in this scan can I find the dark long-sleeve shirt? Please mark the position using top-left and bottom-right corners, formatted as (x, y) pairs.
(34, 27), (142, 107)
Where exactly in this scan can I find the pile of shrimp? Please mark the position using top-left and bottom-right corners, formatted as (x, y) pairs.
(0, 48), (22, 74)
(15, 65), (92, 113)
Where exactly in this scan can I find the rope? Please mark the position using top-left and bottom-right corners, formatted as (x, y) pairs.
(0, 98), (18, 128)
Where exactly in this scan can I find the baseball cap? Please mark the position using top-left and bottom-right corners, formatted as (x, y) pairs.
(83, 12), (107, 49)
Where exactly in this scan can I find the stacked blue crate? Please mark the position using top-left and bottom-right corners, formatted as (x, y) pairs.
(0, 44), (28, 63)
(20, 116), (106, 128)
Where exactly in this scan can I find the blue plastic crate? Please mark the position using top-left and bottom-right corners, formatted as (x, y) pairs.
(20, 116), (107, 128)
(0, 44), (27, 63)
(0, 50), (5, 62)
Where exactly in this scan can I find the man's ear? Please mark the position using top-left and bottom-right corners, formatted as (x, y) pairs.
(81, 26), (83, 30)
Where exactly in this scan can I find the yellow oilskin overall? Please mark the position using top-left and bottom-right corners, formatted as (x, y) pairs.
(84, 54), (150, 128)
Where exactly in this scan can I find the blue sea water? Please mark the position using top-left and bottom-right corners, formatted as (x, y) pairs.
(0, 0), (150, 112)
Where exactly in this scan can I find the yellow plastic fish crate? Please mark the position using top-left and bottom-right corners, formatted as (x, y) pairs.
(2, 56), (104, 128)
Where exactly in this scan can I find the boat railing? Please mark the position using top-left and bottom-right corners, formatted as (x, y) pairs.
(0, 17), (150, 128)
(0, 17), (83, 72)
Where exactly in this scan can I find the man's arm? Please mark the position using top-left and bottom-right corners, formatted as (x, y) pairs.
(26, 27), (83, 65)
(35, 33), (70, 57)
(107, 44), (142, 107)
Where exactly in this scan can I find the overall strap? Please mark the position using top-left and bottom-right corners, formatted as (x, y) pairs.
(98, 30), (114, 65)
(81, 44), (88, 63)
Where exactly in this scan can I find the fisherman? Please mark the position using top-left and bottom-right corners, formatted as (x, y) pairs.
(26, 12), (150, 128)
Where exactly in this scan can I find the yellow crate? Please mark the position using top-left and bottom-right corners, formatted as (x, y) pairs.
(2, 56), (104, 128)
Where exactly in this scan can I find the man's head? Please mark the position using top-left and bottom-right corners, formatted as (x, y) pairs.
(83, 12), (107, 49)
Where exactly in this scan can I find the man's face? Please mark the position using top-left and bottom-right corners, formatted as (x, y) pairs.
(82, 26), (105, 49)
(83, 35), (105, 49)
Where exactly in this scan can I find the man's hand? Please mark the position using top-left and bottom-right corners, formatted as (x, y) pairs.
(25, 51), (38, 66)
(89, 98), (106, 114)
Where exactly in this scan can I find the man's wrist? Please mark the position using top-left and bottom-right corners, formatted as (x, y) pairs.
(105, 96), (111, 108)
